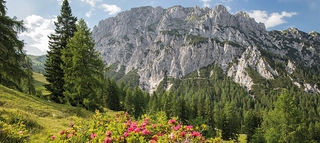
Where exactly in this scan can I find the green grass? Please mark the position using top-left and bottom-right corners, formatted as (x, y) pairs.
(33, 72), (50, 96)
(0, 85), (95, 141)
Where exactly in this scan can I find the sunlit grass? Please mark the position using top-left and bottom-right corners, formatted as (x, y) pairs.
(0, 85), (94, 141)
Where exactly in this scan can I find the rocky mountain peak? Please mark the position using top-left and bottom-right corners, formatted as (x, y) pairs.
(92, 5), (320, 93)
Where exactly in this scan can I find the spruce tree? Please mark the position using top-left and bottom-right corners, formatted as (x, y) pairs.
(104, 79), (121, 111)
(0, 0), (27, 90)
(44, 0), (77, 103)
(61, 19), (104, 111)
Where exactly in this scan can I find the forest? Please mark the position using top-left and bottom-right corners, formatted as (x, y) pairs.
(1, 0), (320, 142)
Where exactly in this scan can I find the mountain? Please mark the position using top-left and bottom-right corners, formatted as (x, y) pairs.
(92, 5), (320, 94)
(28, 55), (46, 74)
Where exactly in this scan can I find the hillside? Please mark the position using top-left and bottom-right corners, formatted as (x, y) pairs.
(92, 5), (320, 94)
(0, 84), (93, 141)
(28, 55), (46, 74)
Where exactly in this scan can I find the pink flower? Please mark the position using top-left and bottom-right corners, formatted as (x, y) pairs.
(60, 130), (65, 135)
(168, 119), (176, 124)
(106, 131), (112, 136)
(69, 122), (74, 127)
(134, 127), (140, 133)
(151, 136), (158, 141)
(173, 124), (181, 131)
(180, 131), (186, 137)
(152, 124), (157, 128)
(91, 133), (97, 139)
(191, 131), (201, 137)
(104, 137), (112, 143)
(149, 140), (157, 143)
(51, 135), (56, 140)
(67, 134), (72, 138)
(186, 125), (193, 130)
(142, 129), (150, 135)
(19, 130), (23, 134)
(124, 132), (129, 137)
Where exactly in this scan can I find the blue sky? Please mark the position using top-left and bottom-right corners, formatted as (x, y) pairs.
(5, 0), (320, 55)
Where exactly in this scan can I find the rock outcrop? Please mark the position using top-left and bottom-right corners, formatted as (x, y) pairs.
(92, 5), (320, 93)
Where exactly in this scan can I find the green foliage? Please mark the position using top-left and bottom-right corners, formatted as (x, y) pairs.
(61, 19), (104, 111)
(263, 89), (307, 143)
(47, 111), (208, 142)
(0, 0), (28, 91)
(44, 0), (77, 104)
(187, 35), (208, 45)
(220, 40), (242, 47)
(160, 29), (182, 37)
(104, 79), (121, 111)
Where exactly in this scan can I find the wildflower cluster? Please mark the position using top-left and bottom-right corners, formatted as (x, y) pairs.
(48, 111), (209, 142)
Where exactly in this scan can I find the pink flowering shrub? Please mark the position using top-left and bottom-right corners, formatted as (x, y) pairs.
(48, 111), (212, 142)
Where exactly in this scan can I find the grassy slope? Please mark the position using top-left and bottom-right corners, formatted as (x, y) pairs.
(33, 72), (50, 95)
(0, 72), (96, 142)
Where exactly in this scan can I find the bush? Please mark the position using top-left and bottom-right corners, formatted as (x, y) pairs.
(47, 111), (209, 142)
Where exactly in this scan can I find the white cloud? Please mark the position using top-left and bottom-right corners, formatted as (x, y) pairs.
(100, 4), (121, 15)
(20, 15), (55, 53)
(200, 0), (211, 7)
(81, 0), (101, 7)
(85, 10), (92, 17)
(247, 10), (297, 28)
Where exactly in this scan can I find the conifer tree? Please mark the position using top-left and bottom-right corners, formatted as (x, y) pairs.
(21, 57), (36, 95)
(61, 19), (104, 111)
(44, 0), (77, 103)
(0, 0), (27, 90)
(104, 78), (121, 111)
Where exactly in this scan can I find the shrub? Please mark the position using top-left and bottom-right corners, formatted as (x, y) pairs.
(47, 111), (209, 142)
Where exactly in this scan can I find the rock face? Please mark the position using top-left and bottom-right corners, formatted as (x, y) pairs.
(92, 5), (320, 93)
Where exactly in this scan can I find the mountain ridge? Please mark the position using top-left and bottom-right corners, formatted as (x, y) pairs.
(92, 5), (320, 94)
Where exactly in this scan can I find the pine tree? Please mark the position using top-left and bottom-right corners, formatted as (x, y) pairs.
(21, 57), (36, 95)
(104, 79), (121, 111)
(44, 0), (77, 103)
(263, 89), (306, 143)
(221, 102), (239, 141)
(61, 19), (104, 111)
(0, 0), (27, 90)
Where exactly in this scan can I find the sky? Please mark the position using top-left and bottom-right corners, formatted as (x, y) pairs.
(5, 0), (320, 55)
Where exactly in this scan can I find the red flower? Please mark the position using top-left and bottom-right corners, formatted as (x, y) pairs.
(91, 133), (97, 139)
(51, 135), (56, 140)
(168, 119), (176, 124)
(60, 130), (65, 135)
(104, 137), (112, 143)
(180, 131), (186, 137)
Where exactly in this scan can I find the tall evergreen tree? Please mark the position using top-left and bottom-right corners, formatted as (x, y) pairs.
(61, 19), (104, 111)
(0, 0), (27, 90)
(21, 57), (36, 95)
(104, 79), (121, 111)
(44, 0), (77, 103)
